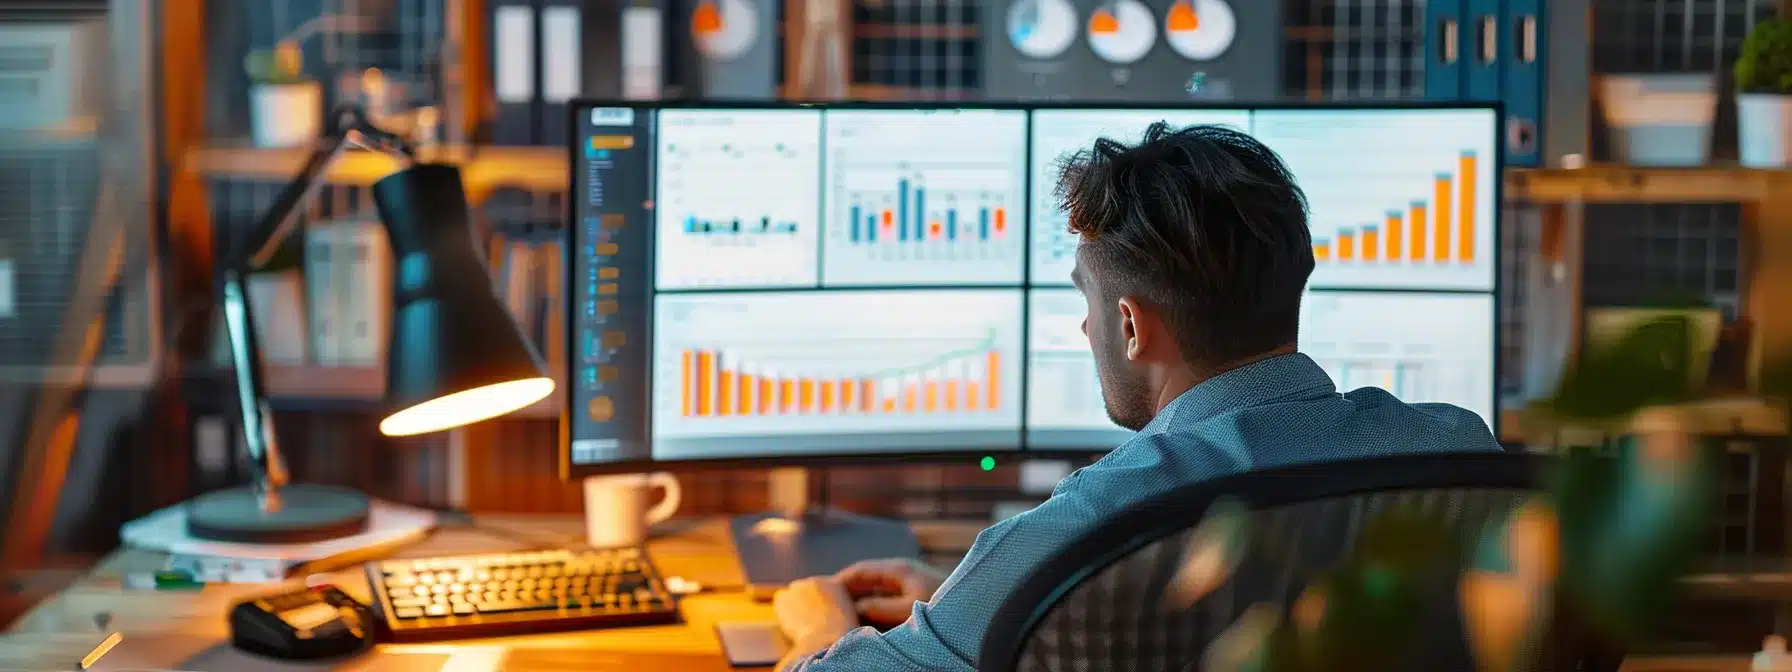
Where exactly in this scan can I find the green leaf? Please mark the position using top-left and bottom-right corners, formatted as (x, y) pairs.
(1537, 315), (1704, 425)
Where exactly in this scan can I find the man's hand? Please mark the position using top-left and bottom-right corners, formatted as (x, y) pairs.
(773, 576), (860, 660)
(835, 558), (949, 627)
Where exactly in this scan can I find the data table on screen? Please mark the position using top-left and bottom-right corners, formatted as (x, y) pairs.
(1027, 109), (1255, 285)
(1251, 109), (1500, 292)
(654, 109), (824, 289)
(821, 110), (1029, 286)
(1299, 291), (1496, 427)
(650, 289), (1026, 459)
(1023, 288), (1137, 448)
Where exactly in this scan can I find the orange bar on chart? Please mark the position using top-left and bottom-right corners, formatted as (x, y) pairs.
(1338, 233), (1355, 260)
(1385, 212), (1403, 261)
(967, 382), (981, 410)
(1458, 152), (1476, 263)
(902, 385), (918, 412)
(924, 382), (939, 412)
(799, 379), (816, 413)
(882, 397), (897, 412)
(838, 379), (854, 411)
(718, 370), (734, 417)
(779, 379), (795, 414)
(994, 208), (1007, 234)
(1362, 228), (1380, 261)
(986, 352), (1001, 410)
(820, 381), (836, 413)
(737, 374), (753, 415)
(757, 378), (773, 415)
(1313, 243), (1331, 261)
(881, 210), (893, 230)
(945, 381), (960, 411)
(680, 351), (693, 417)
(928, 221), (942, 240)
(694, 351), (713, 416)
(1434, 174), (1453, 262)
(860, 380), (876, 412)
(1409, 202), (1428, 261)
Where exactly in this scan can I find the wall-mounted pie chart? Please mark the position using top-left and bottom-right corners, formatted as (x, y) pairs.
(1006, 0), (1078, 60)
(692, 0), (758, 62)
(1165, 0), (1236, 61)
(1086, 0), (1156, 65)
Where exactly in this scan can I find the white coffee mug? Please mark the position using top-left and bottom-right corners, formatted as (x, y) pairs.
(583, 473), (682, 548)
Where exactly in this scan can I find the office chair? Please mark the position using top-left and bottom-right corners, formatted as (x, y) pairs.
(979, 452), (1627, 672)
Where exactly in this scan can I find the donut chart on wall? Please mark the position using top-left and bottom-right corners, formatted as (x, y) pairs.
(1164, 0), (1237, 61)
(1086, 0), (1156, 65)
(1006, 0), (1079, 60)
(692, 0), (759, 62)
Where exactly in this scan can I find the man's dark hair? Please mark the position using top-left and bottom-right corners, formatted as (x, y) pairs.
(1057, 122), (1314, 368)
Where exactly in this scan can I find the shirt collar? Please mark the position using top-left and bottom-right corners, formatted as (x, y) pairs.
(1141, 353), (1338, 432)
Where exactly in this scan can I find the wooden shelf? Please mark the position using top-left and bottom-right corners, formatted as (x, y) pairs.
(1505, 165), (1792, 204)
(257, 364), (562, 419)
(182, 145), (567, 198)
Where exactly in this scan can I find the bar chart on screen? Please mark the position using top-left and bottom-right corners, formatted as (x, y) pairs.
(1299, 291), (1497, 427)
(1252, 109), (1499, 291)
(1027, 110), (1254, 284)
(655, 109), (823, 289)
(651, 289), (1025, 439)
(1023, 289), (1137, 448)
(821, 109), (1029, 286)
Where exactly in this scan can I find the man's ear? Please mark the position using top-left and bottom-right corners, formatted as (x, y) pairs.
(1116, 297), (1148, 361)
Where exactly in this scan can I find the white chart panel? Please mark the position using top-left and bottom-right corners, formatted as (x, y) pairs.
(654, 109), (823, 289)
(1253, 109), (1500, 291)
(652, 289), (1026, 452)
(1300, 291), (1497, 427)
(1028, 109), (1254, 285)
(821, 109), (1028, 286)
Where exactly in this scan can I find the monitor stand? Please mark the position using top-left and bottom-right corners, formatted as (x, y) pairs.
(729, 468), (921, 589)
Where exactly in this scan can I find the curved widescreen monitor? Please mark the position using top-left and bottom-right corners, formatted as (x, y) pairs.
(563, 102), (1501, 476)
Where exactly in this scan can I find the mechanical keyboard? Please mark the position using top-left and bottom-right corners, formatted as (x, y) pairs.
(364, 547), (679, 642)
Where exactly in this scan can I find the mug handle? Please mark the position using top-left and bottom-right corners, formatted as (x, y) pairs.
(644, 472), (682, 525)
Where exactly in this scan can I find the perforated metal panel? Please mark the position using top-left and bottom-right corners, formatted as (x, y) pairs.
(251, 0), (449, 105)
(1591, 0), (1775, 73)
(1581, 203), (1743, 314)
(1282, 0), (1428, 98)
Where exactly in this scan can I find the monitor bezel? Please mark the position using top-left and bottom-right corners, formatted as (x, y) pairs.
(560, 99), (1506, 480)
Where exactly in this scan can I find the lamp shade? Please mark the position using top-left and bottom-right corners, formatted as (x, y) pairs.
(370, 164), (554, 436)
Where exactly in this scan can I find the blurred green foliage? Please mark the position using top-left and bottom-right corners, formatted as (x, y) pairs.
(1737, 17), (1792, 95)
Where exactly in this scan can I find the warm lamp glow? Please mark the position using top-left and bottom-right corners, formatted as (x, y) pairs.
(379, 377), (556, 436)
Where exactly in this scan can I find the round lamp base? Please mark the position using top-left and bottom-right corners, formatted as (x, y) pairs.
(186, 484), (372, 544)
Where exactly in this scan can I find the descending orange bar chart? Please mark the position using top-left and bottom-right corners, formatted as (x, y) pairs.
(1253, 108), (1498, 291)
(651, 290), (1024, 455)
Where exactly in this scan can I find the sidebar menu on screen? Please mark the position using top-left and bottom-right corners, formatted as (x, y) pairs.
(569, 107), (654, 467)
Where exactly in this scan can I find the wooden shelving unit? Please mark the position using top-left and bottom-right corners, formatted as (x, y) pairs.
(1506, 165), (1792, 204)
(182, 144), (567, 199)
(256, 364), (562, 419)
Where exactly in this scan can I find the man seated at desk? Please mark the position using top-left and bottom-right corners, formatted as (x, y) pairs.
(772, 123), (1503, 670)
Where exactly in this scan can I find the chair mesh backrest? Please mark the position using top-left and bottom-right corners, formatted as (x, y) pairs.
(1015, 487), (1539, 672)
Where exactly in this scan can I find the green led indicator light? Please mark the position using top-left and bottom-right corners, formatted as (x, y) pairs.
(980, 456), (996, 471)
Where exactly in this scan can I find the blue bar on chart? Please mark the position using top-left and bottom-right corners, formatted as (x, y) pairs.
(898, 179), (910, 242)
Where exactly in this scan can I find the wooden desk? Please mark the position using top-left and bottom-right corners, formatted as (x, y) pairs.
(0, 516), (978, 670)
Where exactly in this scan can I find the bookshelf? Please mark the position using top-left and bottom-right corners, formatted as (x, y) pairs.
(182, 145), (567, 199)
(253, 364), (561, 419)
(1506, 165), (1792, 205)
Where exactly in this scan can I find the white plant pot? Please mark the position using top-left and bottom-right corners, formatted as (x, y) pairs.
(249, 81), (322, 149)
(1598, 74), (1717, 166)
(1738, 93), (1792, 168)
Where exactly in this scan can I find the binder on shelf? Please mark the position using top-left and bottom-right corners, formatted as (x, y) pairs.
(304, 226), (341, 366)
(1463, 0), (1504, 102)
(1424, 0), (1465, 99)
(333, 222), (393, 367)
(490, 0), (540, 145)
(1501, 0), (1548, 166)
(538, 0), (584, 147)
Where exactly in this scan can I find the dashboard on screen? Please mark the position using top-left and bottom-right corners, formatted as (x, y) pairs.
(567, 104), (1501, 471)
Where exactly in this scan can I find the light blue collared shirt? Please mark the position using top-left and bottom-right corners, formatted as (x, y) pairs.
(787, 352), (1501, 671)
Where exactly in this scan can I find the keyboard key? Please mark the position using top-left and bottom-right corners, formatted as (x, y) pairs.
(395, 607), (424, 619)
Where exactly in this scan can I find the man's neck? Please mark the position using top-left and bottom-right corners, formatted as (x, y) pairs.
(1153, 346), (1298, 414)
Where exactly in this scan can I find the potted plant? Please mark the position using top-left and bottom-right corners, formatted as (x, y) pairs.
(1735, 16), (1792, 167)
(244, 42), (321, 148)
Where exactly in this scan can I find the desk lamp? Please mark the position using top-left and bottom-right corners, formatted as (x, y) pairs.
(185, 106), (553, 543)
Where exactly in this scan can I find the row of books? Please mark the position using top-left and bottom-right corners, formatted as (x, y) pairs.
(220, 221), (565, 378)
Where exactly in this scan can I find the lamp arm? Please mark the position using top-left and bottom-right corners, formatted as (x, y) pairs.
(224, 105), (412, 512)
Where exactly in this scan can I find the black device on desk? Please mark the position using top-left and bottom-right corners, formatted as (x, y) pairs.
(229, 584), (375, 660)
(364, 547), (679, 641)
